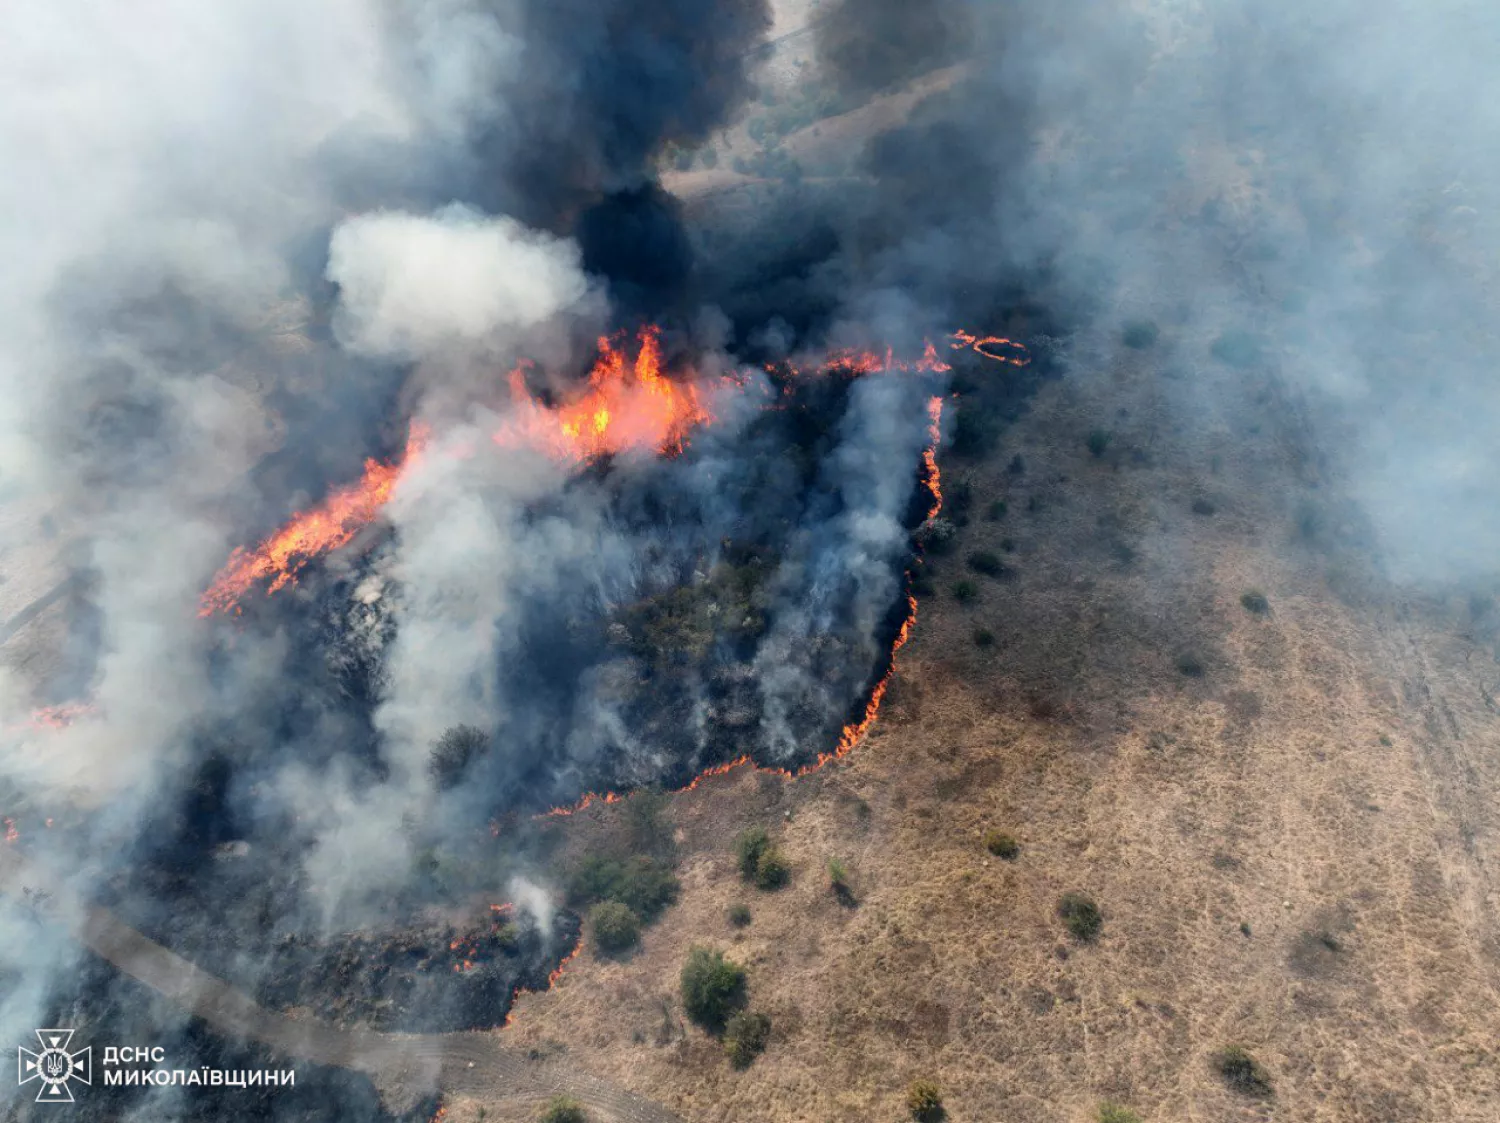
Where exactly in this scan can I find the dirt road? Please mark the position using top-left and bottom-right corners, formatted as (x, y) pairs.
(0, 848), (682, 1122)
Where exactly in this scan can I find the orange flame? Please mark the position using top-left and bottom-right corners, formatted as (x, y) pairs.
(502, 932), (583, 1029)
(950, 329), (1030, 366)
(201, 329), (719, 616)
(199, 426), (428, 616)
(495, 327), (712, 462)
(28, 702), (95, 731)
(3, 818), (16, 844)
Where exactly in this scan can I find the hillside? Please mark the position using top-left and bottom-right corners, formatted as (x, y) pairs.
(445, 324), (1500, 1123)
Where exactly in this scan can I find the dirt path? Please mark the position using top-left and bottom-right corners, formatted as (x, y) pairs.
(0, 848), (683, 1122)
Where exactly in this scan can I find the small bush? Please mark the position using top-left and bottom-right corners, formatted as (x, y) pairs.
(951, 579), (979, 603)
(987, 500), (1008, 521)
(1213, 1045), (1272, 1096)
(428, 725), (490, 789)
(984, 830), (1020, 859)
(727, 903), (752, 928)
(1086, 429), (1113, 459)
(734, 827), (771, 880)
(723, 1010), (771, 1068)
(952, 405), (998, 458)
(1122, 320), (1159, 350)
(680, 946), (747, 1031)
(754, 847), (791, 890)
(967, 551), (1007, 578)
(1098, 1102), (1143, 1123)
(972, 628), (996, 648)
(589, 901), (641, 954)
(1058, 892), (1103, 941)
(826, 857), (848, 887)
(1240, 591), (1270, 615)
(538, 1097), (586, 1123)
(906, 1078), (944, 1121)
(1210, 330), (1266, 369)
(1175, 652), (1205, 678)
(1191, 498), (1216, 516)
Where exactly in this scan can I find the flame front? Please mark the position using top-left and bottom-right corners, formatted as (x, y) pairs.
(201, 328), (711, 616)
(495, 327), (712, 462)
(199, 427), (427, 617)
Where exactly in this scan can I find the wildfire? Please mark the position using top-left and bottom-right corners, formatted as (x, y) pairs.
(28, 702), (94, 730)
(501, 932), (583, 1029)
(950, 329), (1030, 366)
(496, 326), (713, 461)
(3, 818), (17, 844)
(200, 328), (718, 616)
(199, 427), (428, 617)
(538, 396), (945, 818)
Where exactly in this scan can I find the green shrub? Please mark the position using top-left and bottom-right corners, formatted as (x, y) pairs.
(754, 847), (791, 890)
(972, 628), (996, 648)
(1098, 1102), (1143, 1123)
(1175, 652), (1205, 678)
(1191, 498), (1216, 516)
(1058, 892), (1103, 940)
(567, 855), (679, 921)
(1213, 1045), (1273, 1096)
(538, 1096), (586, 1123)
(951, 579), (979, 604)
(727, 902), (752, 928)
(723, 1010), (771, 1068)
(986, 500), (1008, 521)
(1121, 320), (1159, 349)
(1240, 591), (1270, 616)
(967, 550), (1006, 578)
(734, 827), (770, 880)
(826, 857), (849, 887)
(680, 946), (747, 1031)
(984, 830), (1020, 859)
(1086, 429), (1113, 458)
(906, 1078), (944, 1121)
(588, 901), (641, 954)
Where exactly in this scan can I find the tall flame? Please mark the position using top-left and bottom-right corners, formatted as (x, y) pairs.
(495, 326), (712, 461)
(200, 328), (711, 616)
(199, 427), (428, 617)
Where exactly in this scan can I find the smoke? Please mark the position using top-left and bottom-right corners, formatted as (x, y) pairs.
(0, 0), (781, 1108)
(12, 0), (1495, 1115)
(327, 206), (593, 359)
(793, 0), (1500, 584)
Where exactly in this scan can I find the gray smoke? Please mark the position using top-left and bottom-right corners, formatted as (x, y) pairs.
(799, 0), (1500, 584)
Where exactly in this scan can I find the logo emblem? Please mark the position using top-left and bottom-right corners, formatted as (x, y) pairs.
(18, 1029), (91, 1103)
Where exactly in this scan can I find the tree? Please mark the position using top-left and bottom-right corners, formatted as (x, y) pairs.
(428, 725), (489, 789)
